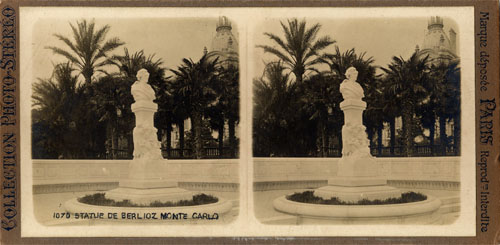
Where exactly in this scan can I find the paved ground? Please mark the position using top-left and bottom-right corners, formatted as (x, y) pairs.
(253, 188), (461, 224)
(33, 190), (239, 226)
(33, 188), (459, 226)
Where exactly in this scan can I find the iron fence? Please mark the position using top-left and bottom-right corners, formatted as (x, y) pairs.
(109, 144), (458, 159)
(107, 147), (238, 159)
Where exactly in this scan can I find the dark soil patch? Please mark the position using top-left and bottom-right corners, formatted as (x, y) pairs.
(78, 193), (218, 207)
(287, 191), (427, 205)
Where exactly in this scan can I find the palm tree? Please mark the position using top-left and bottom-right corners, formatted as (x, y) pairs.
(32, 62), (83, 158)
(156, 81), (189, 158)
(446, 61), (460, 155)
(431, 60), (460, 155)
(381, 52), (430, 156)
(170, 54), (220, 159)
(205, 102), (225, 157)
(419, 61), (448, 155)
(379, 76), (402, 155)
(93, 75), (134, 159)
(299, 72), (340, 157)
(172, 101), (190, 157)
(257, 19), (335, 84)
(213, 64), (239, 158)
(253, 61), (301, 156)
(321, 47), (377, 90)
(108, 48), (149, 79)
(47, 19), (124, 84)
(109, 48), (166, 90)
(225, 65), (240, 158)
(363, 77), (386, 155)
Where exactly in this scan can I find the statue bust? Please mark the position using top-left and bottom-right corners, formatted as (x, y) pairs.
(339, 67), (364, 101)
(131, 69), (155, 103)
(130, 68), (161, 160)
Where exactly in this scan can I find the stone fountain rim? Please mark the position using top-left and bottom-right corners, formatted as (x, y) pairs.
(273, 194), (442, 218)
(64, 196), (233, 215)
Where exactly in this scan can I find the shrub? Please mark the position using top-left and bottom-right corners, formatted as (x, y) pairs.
(286, 191), (426, 205)
(78, 193), (218, 207)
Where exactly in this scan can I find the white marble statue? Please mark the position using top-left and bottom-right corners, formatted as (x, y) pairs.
(341, 123), (371, 158)
(131, 69), (162, 161)
(340, 67), (364, 101)
(131, 69), (156, 103)
(339, 67), (371, 158)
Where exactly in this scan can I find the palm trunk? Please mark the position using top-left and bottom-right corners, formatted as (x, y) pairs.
(218, 121), (224, 158)
(127, 131), (133, 159)
(228, 118), (236, 158)
(106, 121), (114, 159)
(321, 112), (329, 157)
(439, 116), (447, 155)
(294, 71), (303, 84)
(453, 114), (460, 155)
(83, 70), (93, 85)
(377, 123), (383, 156)
(338, 128), (343, 157)
(112, 126), (118, 159)
(178, 120), (185, 157)
(403, 115), (413, 157)
(191, 111), (203, 159)
(324, 125), (329, 157)
(166, 122), (172, 158)
(367, 129), (374, 154)
(317, 119), (326, 157)
(402, 102), (414, 157)
(429, 117), (435, 155)
(389, 117), (395, 155)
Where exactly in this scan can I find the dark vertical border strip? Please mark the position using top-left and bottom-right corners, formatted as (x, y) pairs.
(475, 1), (500, 244)
(0, 1), (20, 244)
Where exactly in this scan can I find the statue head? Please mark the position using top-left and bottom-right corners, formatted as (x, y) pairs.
(345, 67), (358, 81)
(136, 69), (150, 83)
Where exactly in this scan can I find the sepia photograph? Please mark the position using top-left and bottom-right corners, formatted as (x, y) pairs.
(252, 15), (471, 227)
(25, 11), (240, 227)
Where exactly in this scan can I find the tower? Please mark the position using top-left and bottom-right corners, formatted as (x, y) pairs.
(418, 16), (458, 65)
(208, 16), (239, 67)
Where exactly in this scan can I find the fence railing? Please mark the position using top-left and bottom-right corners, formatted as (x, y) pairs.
(109, 144), (458, 159)
(107, 147), (238, 159)
(106, 149), (132, 159)
(322, 144), (458, 158)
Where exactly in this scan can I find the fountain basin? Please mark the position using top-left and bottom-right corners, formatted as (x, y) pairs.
(64, 197), (233, 222)
(273, 194), (442, 224)
(106, 186), (193, 205)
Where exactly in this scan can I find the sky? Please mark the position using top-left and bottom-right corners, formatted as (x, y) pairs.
(31, 15), (459, 83)
(32, 18), (237, 82)
(252, 17), (459, 78)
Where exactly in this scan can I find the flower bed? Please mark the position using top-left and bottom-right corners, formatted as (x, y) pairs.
(78, 193), (218, 207)
(287, 191), (426, 205)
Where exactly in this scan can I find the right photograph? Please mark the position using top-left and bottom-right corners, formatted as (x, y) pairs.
(252, 16), (462, 225)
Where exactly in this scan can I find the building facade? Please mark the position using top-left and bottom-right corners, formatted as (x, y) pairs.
(207, 16), (239, 67)
(416, 16), (459, 65)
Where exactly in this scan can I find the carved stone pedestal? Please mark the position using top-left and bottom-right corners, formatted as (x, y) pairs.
(106, 159), (192, 205)
(105, 71), (192, 205)
(313, 93), (401, 202)
(106, 184), (192, 205)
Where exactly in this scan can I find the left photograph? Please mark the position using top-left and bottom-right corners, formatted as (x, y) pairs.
(28, 15), (240, 225)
